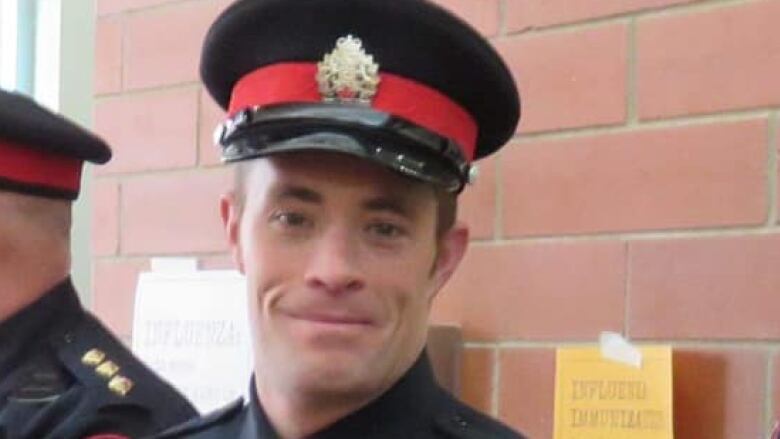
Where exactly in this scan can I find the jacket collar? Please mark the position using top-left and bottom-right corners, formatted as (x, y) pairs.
(0, 278), (84, 397)
(0, 278), (80, 389)
(242, 352), (444, 439)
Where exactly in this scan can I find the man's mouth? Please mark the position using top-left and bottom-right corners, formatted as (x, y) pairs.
(283, 310), (375, 327)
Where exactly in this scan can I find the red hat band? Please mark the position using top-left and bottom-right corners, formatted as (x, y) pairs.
(228, 62), (479, 162)
(0, 139), (82, 194)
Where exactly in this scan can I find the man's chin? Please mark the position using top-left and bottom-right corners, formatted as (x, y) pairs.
(291, 357), (380, 397)
(284, 321), (386, 362)
(299, 345), (373, 371)
(284, 316), (381, 347)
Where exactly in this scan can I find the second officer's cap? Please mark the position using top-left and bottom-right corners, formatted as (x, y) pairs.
(0, 90), (111, 200)
(202, 0), (520, 192)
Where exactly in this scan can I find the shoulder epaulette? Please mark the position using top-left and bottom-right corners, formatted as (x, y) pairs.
(151, 398), (244, 438)
(57, 312), (196, 419)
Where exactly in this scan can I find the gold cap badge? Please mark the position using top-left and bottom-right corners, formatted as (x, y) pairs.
(316, 35), (380, 105)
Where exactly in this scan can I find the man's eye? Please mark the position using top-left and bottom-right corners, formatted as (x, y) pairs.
(272, 212), (311, 228)
(367, 222), (406, 238)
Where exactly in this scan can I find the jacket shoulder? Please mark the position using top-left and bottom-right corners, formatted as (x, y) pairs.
(151, 398), (244, 438)
(56, 312), (197, 425)
(433, 396), (527, 439)
(0, 303), (196, 439)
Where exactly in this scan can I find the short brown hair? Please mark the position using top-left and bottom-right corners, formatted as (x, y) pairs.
(433, 188), (457, 239)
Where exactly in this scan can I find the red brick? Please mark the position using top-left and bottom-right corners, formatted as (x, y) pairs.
(495, 24), (627, 134)
(92, 258), (150, 338)
(442, 241), (625, 341)
(673, 349), (766, 439)
(505, 0), (694, 31)
(94, 17), (122, 95)
(91, 179), (120, 256)
(503, 119), (767, 236)
(499, 348), (555, 438)
(199, 89), (226, 166)
(98, 0), (172, 15)
(461, 348), (494, 414)
(638, 0), (780, 119)
(94, 88), (199, 175)
(458, 156), (496, 240)
(630, 234), (780, 339)
(120, 169), (233, 255)
(123, 0), (231, 89)
(429, 0), (500, 36)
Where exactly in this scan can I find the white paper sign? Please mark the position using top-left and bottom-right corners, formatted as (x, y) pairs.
(132, 269), (253, 413)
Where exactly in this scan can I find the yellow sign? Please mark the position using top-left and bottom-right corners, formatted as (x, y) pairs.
(553, 346), (673, 439)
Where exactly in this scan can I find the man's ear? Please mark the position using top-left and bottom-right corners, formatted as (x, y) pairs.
(429, 222), (469, 302)
(220, 191), (245, 274)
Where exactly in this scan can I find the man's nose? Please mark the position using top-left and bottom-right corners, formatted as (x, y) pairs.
(303, 226), (365, 295)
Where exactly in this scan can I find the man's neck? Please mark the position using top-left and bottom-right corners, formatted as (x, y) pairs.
(0, 257), (68, 322)
(255, 376), (378, 439)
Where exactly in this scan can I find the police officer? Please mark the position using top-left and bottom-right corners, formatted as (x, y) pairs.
(0, 90), (198, 439)
(157, 0), (525, 437)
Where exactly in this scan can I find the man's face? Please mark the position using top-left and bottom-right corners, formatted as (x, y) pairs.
(221, 152), (467, 401)
(0, 191), (71, 319)
(0, 191), (71, 256)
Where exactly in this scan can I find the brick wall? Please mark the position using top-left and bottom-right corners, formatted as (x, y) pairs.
(92, 0), (780, 437)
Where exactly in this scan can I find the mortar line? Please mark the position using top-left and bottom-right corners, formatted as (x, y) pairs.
(623, 241), (631, 338)
(633, 0), (756, 20)
(765, 353), (776, 435)
(115, 180), (124, 256)
(470, 224), (780, 247)
(494, 150), (505, 241)
(99, 0), (214, 19)
(118, 12), (125, 92)
(464, 341), (500, 349)
(626, 18), (638, 125)
(514, 108), (775, 143)
(501, 0), (751, 38)
(465, 340), (780, 349)
(497, 0), (507, 37)
(503, 14), (630, 38)
(767, 112), (778, 226)
(194, 89), (203, 166)
(95, 251), (230, 262)
(491, 346), (501, 417)
(95, 82), (201, 101)
(97, 165), (231, 181)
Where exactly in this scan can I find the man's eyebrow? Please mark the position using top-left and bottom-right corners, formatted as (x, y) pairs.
(272, 185), (323, 204)
(361, 196), (415, 218)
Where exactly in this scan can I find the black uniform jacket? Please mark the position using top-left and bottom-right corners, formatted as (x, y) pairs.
(0, 278), (197, 439)
(154, 353), (526, 439)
